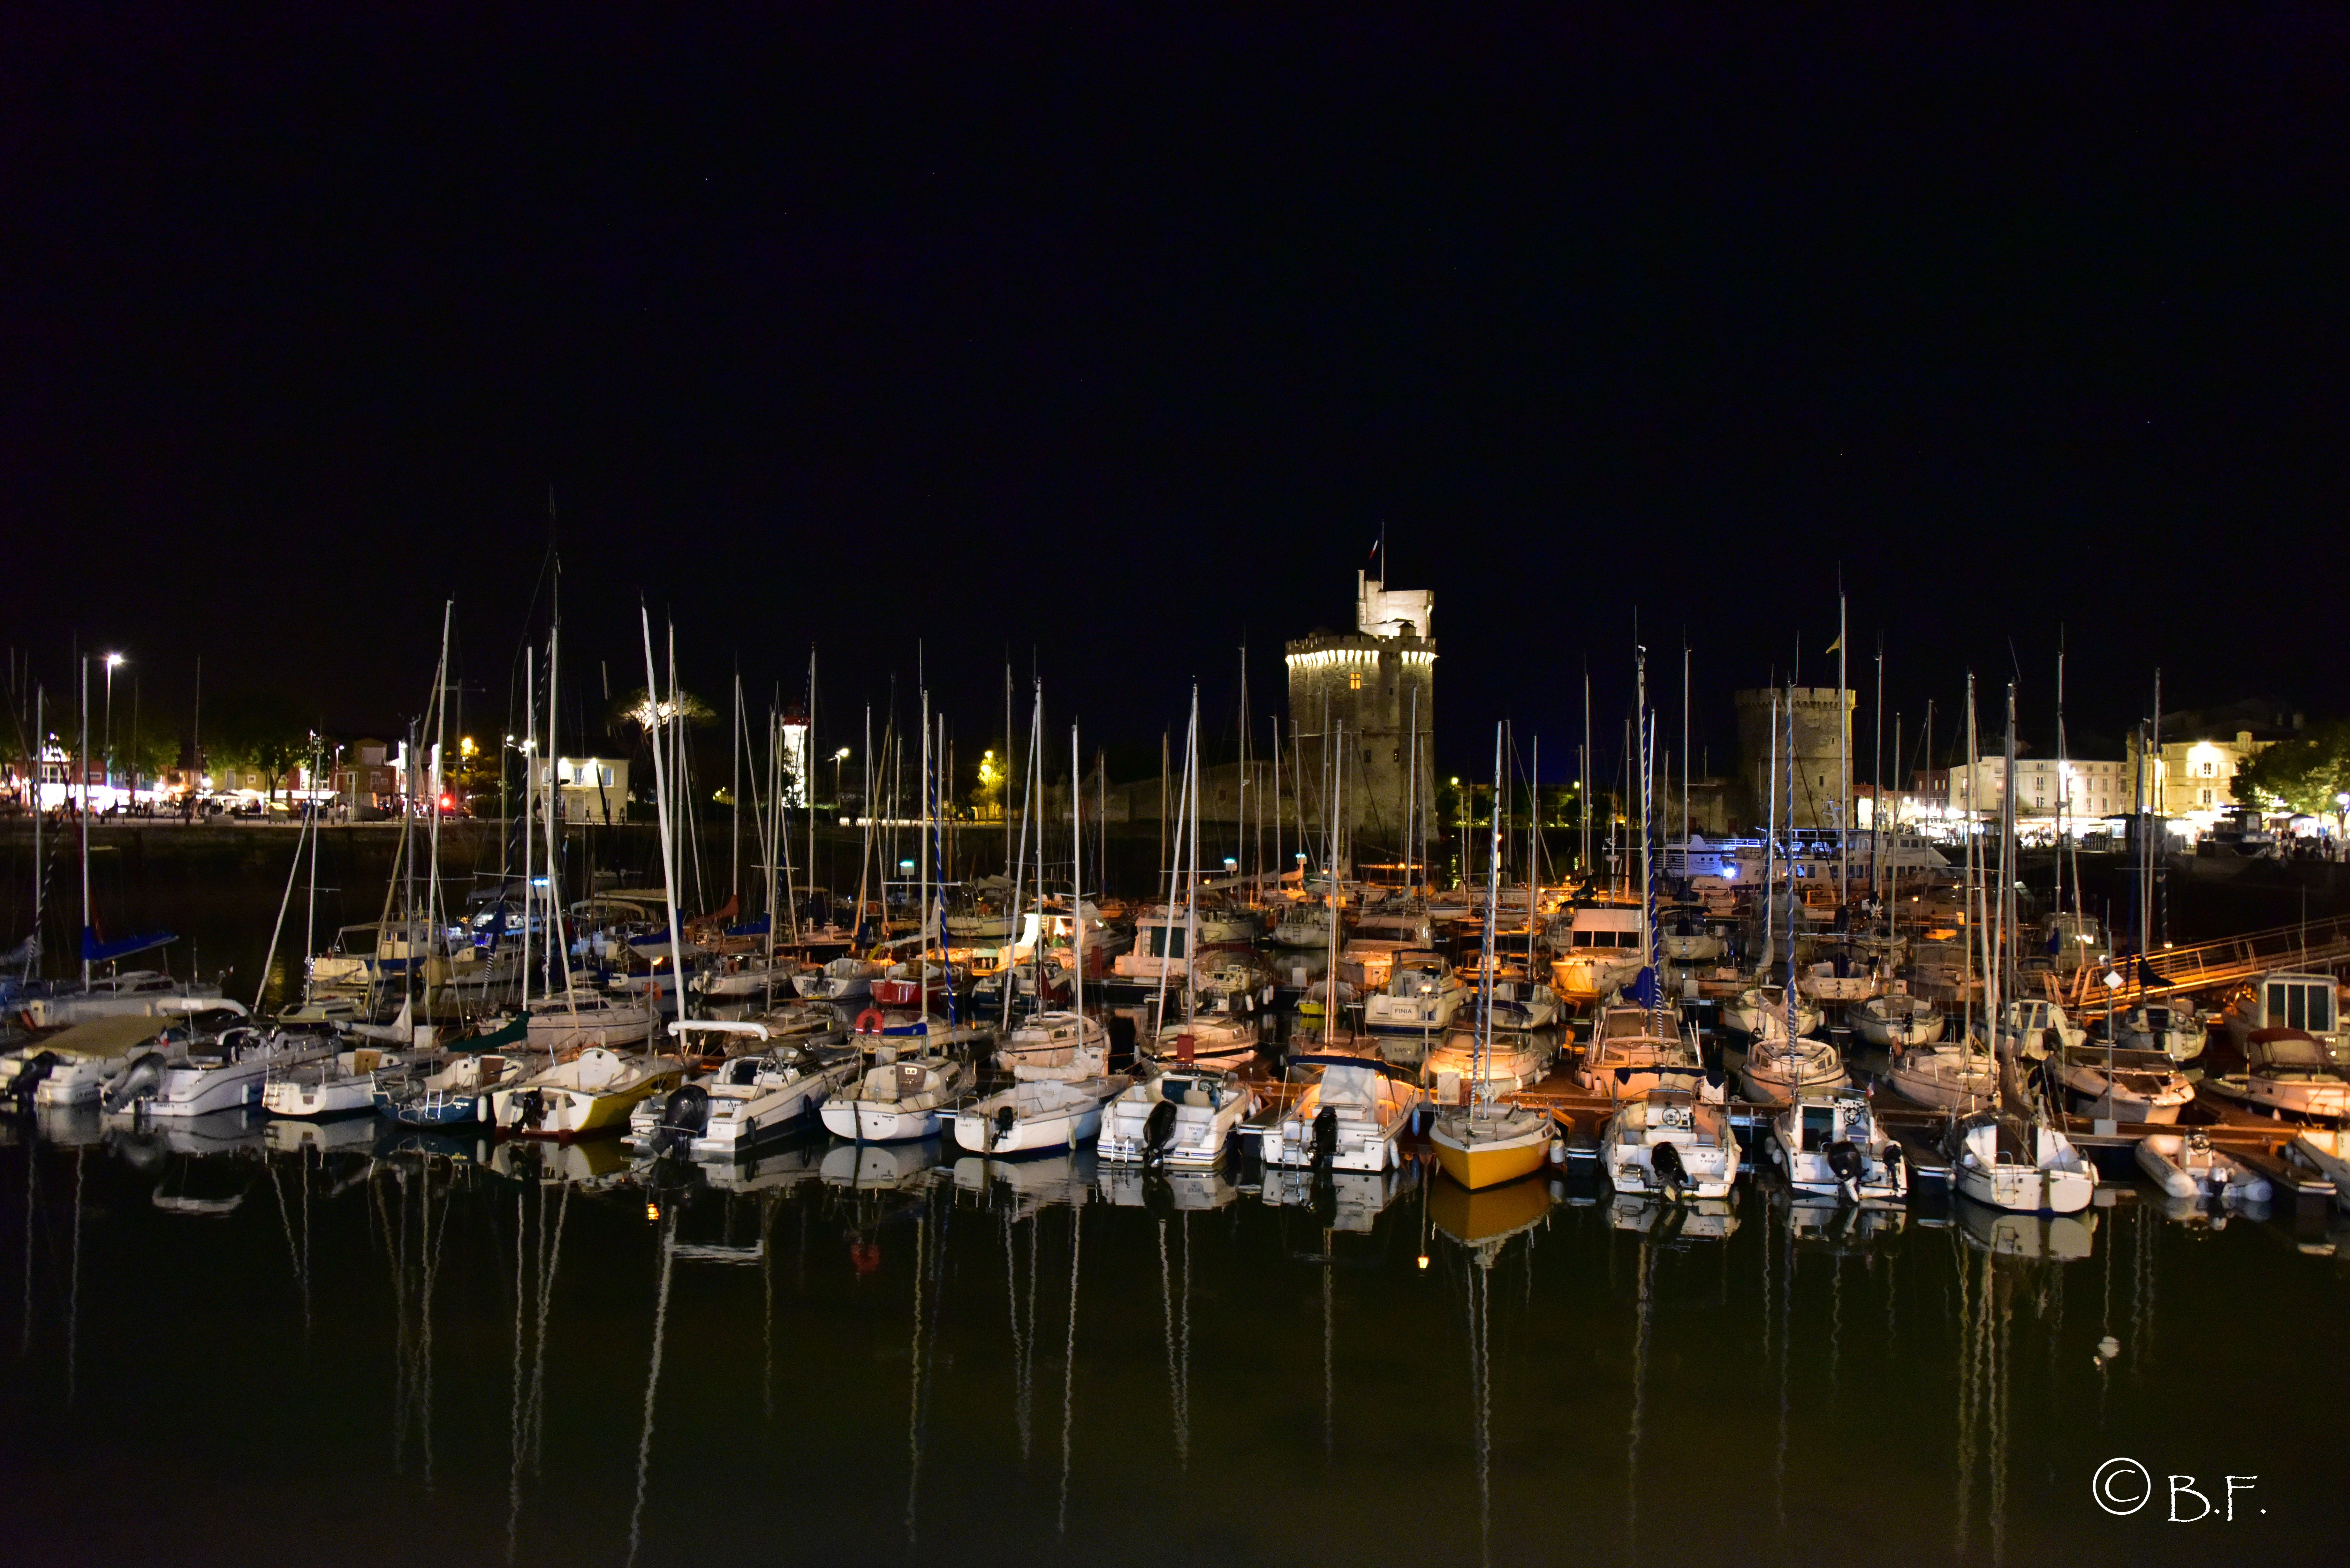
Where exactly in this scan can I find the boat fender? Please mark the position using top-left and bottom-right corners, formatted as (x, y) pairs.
(1650, 1139), (1690, 1201)
(1143, 1099), (1179, 1167)
(1310, 1105), (1339, 1170)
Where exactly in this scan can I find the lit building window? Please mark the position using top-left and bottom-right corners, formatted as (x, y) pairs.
(1348, 670), (1362, 690)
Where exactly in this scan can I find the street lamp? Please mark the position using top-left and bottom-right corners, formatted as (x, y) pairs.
(833, 746), (852, 809)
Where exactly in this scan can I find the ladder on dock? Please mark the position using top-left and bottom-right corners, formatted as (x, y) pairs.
(2056, 913), (2350, 1016)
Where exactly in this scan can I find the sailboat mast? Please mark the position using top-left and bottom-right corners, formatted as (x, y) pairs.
(549, 617), (574, 1011)
(1528, 735), (1539, 971)
(806, 647), (818, 925)
(1071, 719), (1086, 1024)
(1479, 721), (1504, 1099)
(919, 686), (931, 1035)
(521, 651), (534, 1012)
(79, 657), (90, 988)
(639, 609), (689, 1028)
(1836, 590), (1850, 897)
(1185, 686), (1200, 1025)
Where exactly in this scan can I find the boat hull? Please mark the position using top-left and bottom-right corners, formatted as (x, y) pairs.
(1427, 1119), (1553, 1190)
(819, 1100), (941, 1142)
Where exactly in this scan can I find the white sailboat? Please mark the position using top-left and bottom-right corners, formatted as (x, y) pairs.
(954, 1073), (1128, 1157)
(2114, 1003), (2201, 1062)
(2056, 1045), (2194, 1124)
(820, 1050), (971, 1142)
(1738, 1033), (1850, 1104)
(1849, 990), (1944, 1049)
(995, 1009), (1111, 1082)
(1576, 1005), (1712, 1100)
(1949, 1110), (2097, 1214)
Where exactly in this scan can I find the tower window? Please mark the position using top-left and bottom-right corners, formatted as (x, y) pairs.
(1348, 670), (1362, 690)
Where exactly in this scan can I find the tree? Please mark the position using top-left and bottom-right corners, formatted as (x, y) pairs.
(2233, 723), (2350, 817)
(205, 696), (310, 803)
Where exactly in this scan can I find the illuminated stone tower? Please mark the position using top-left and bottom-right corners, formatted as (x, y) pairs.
(1285, 570), (1436, 859)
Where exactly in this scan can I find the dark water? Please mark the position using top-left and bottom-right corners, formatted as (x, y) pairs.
(2, 1111), (2345, 1568)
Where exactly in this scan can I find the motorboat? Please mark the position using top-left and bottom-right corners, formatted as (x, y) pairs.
(1737, 1034), (1850, 1104)
(1945, 1111), (2097, 1214)
(2137, 1130), (2272, 1205)
(819, 1050), (971, 1142)
(1849, 991), (1945, 1050)
(792, 955), (884, 1002)
(1097, 1065), (1262, 1167)
(869, 960), (960, 1010)
(2196, 1031), (2350, 1121)
(262, 1042), (440, 1118)
(1766, 1088), (1905, 1204)
(1362, 951), (1466, 1041)
(1720, 985), (1822, 1040)
(18, 1014), (192, 1107)
(953, 1074), (1127, 1157)
(2057, 1046), (2194, 1124)
(1575, 1006), (1713, 1101)
(994, 1009), (1110, 1082)
(1255, 1055), (1421, 1172)
(693, 956), (801, 999)
(2223, 972), (2347, 1063)
(2115, 1003), (2203, 1063)
(118, 1020), (335, 1119)
(1883, 1041), (1998, 1114)
(1547, 905), (1646, 1002)
(630, 1024), (859, 1159)
(489, 1047), (686, 1137)
(1603, 1089), (1738, 1200)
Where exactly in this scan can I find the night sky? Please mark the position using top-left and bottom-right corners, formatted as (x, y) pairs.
(8, 6), (2345, 779)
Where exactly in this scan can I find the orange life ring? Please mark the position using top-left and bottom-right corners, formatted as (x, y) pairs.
(855, 1007), (885, 1034)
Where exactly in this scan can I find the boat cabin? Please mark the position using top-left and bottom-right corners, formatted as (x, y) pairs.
(1557, 906), (1644, 950)
(2251, 973), (2339, 1037)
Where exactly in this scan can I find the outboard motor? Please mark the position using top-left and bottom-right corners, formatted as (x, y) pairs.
(514, 1087), (549, 1132)
(1649, 1138), (1690, 1202)
(8, 1051), (58, 1107)
(1142, 1098), (1179, 1167)
(657, 1083), (711, 1156)
(1309, 1105), (1339, 1171)
(1825, 1138), (1866, 1202)
(103, 1052), (168, 1114)
(992, 1102), (1019, 1150)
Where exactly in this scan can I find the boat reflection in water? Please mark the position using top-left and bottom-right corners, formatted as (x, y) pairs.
(821, 1136), (941, 1193)
(1609, 1190), (1739, 1240)
(1429, 1173), (1554, 1568)
(1955, 1197), (2098, 1261)
(1248, 1158), (1419, 1233)
(953, 1148), (1092, 1215)
(1095, 1161), (1239, 1211)
(9, 1068), (2350, 1568)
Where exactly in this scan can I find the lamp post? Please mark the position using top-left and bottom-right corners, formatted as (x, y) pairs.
(834, 746), (852, 810)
